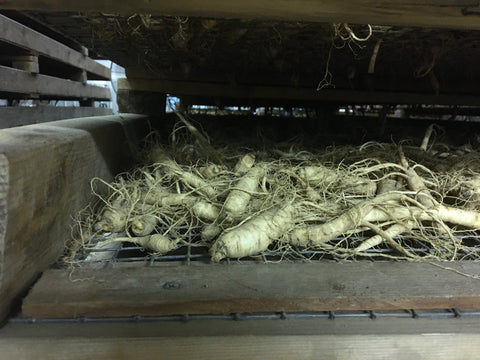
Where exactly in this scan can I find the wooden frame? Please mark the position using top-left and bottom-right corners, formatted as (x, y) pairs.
(0, 115), (151, 322)
(22, 261), (480, 318)
(0, 106), (113, 129)
(1, 318), (480, 360)
(0, 66), (110, 100)
(1, 114), (480, 358)
(1, 0), (480, 30)
(0, 14), (110, 80)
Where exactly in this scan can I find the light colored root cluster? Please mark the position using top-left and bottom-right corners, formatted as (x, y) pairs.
(69, 127), (480, 264)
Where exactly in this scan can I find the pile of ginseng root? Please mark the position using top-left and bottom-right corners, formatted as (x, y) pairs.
(67, 123), (480, 264)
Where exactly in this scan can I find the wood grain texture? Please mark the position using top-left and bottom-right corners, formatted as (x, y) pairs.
(2, 314), (480, 359)
(1, 0), (479, 30)
(0, 155), (8, 291)
(0, 14), (110, 80)
(0, 66), (110, 100)
(0, 106), (112, 129)
(4, 316), (480, 338)
(118, 78), (480, 105)
(0, 114), (150, 321)
(22, 261), (480, 318)
(1, 333), (480, 360)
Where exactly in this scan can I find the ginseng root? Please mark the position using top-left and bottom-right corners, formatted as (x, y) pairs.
(130, 215), (157, 237)
(210, 205), (294, 262)
(95, 198), (130, 233)
(223, 165), (265, 219)
(109, 234), (178, 254)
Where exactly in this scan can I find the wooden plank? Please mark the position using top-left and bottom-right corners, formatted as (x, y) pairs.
(0, 10), (87, 54)
(1, 1), (480, 30)
(22, 261), (480, 318)
(0, 114), (150, 322)
(0, 14), (110, 80)
(118, 78), (480, 106)
(0, 155), (7, 293)
(0, 66), (110, 100)
(2, 311), (480, 359)
(1, 333), (480, 360)
(0, 106), (112, 129)
(4, 316), (480, 338)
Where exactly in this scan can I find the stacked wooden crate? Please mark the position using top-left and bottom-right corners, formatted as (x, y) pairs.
(0, 14), (112, 128)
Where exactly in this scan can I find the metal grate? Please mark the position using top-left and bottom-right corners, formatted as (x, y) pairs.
(71, 226), (480, 268)
(9, 308), (480, 324)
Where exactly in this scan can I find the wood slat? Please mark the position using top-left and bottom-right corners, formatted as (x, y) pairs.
(4, 316), (480, 338)
(22, 261), (480, 318)
(2, 333), (480, 360)
(0, 66), (110, 100)
(0, 106), (112, 129)
(1, 0), (480, 30)
(118, 78), (480, 106)
(0, 106), (113, 128)
(0, 14), (110, 80)
(0, 114), (150, 322)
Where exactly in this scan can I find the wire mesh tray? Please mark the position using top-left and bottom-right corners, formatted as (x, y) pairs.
(70, 225), (480, 268)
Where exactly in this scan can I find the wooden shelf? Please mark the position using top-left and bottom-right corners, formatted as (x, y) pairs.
(0, 106), (112, 128)
(2, 0), (480, 30)
(22, 261), (480, 318)
(0, 66), (110, 100)
(1, 318), (480, 360)
(0, 14), (110, 80)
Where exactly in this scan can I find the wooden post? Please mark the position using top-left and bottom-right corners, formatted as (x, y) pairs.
(11, 55), (39, 74)
(73, 69), (88, 84)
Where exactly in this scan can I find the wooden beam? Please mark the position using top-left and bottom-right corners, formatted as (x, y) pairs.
(0, 14), (110, 80)
(3, 315), (480, 337)
(0, 66), (111, 100)
(0, 114), (151, 322)
(0, 10), (87, 54)
(22, 261), (480, 318)
(118, 78), (480, 106)
(0, 106), (113, 129)
(1, 1), (479, 30)
(1, 333), (480, 360)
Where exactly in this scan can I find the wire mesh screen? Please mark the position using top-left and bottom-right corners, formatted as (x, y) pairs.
(70, 225), (480, 268)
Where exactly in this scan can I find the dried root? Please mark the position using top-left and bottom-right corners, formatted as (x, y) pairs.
(69, 131), (480, 265)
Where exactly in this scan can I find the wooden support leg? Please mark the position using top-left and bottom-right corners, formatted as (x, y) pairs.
(1, 55), (40, 74)
(72, 69), (88, 84)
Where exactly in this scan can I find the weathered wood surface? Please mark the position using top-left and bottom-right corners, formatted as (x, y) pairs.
(22, 261), (480, 318)
(2, 1), (480, 30)
(2, 312), (480, 360)
(118, 78), (480, 106)
(0, 106), (112, 129)
(0, 114), (150, 322)
(4, 314), (480, 337)
(1, 333), (480, 360)
(0, 66), (110, 100)
(0, 14), (110, 80)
